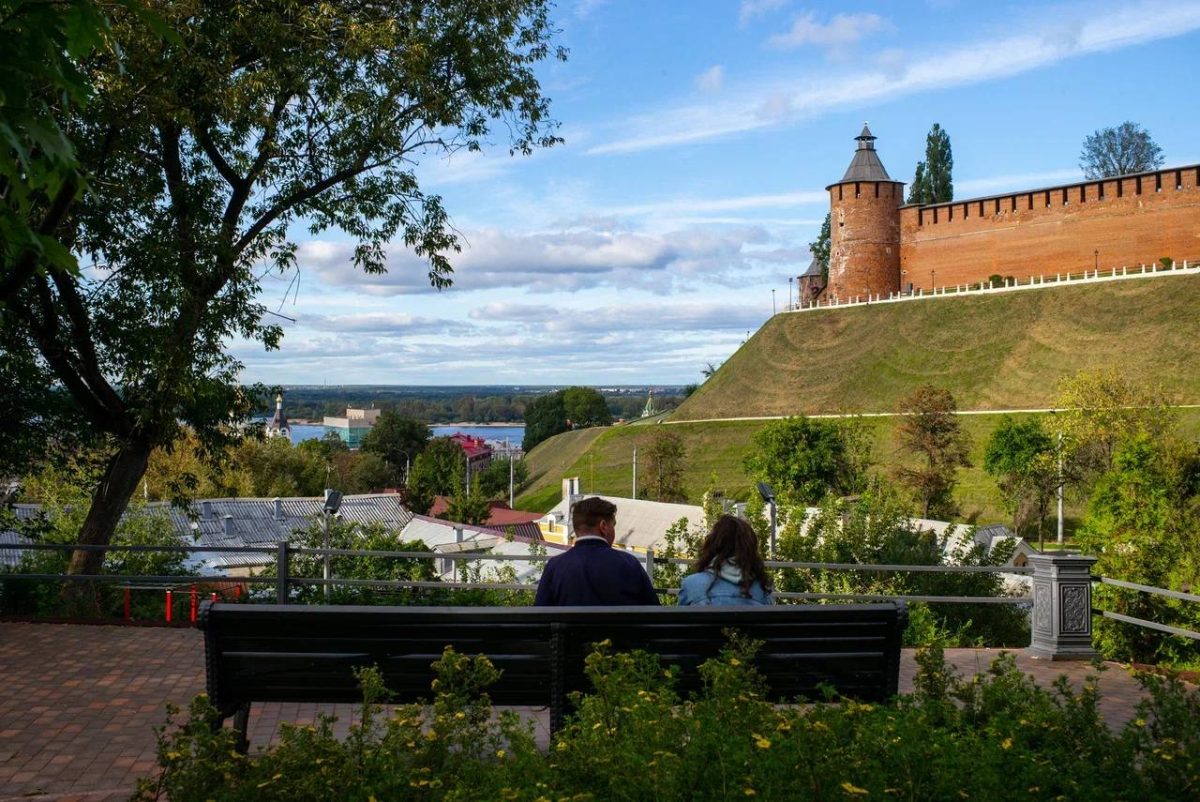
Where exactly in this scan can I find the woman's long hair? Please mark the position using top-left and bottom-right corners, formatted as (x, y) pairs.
(693, 515), (773, 596)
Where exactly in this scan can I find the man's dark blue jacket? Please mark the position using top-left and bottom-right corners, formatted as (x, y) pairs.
(534, 538), (659, 606)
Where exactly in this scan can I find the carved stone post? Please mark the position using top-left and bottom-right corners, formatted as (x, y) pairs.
(1027, 553), (1098, 660)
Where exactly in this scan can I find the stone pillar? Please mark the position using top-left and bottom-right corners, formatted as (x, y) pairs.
(1027, 553), (1098, 660)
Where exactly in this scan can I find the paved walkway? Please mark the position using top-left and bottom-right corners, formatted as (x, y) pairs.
(0, 621), (1158, 801)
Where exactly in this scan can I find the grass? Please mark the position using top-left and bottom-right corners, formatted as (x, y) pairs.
(518, 408), (1200, 531)
(674, 274), (1200, 420)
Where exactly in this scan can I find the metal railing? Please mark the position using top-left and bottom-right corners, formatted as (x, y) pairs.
(0, 541), (1032, 605)
(5, 542), (1198, 654)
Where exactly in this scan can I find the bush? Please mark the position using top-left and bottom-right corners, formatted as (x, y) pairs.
(138, 639), (1200, 801)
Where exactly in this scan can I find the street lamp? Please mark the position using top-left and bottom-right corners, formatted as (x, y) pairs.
(1094, 249), (1099, 272)
(322, 490), (343, 601)
(756, 482), (777, 557)
(771, 288), (776, 315)
(788, 276), (793, 310)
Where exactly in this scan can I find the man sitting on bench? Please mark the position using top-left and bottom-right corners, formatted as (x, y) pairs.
(534, 497), (659, 606)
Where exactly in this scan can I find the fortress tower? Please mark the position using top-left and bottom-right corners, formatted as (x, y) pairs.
(826, 125), (904, 299)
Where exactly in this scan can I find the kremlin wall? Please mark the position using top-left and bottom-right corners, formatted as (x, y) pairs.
(821, 126), (1200, 300)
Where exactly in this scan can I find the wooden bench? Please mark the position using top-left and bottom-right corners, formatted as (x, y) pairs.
(198, 601), (907, 750)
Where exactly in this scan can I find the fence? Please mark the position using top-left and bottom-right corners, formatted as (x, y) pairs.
(788, 258), (1200, 314)
(2, 542), (1197, 658)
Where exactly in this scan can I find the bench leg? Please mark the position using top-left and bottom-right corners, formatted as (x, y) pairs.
(232, 704), (251, 755)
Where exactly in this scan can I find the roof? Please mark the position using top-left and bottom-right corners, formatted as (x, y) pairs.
(832, 122), (895, 184)
(449, 433), (492, 459)
(544, 494), (705, 552)
(800, 255), (824, 278)
(399, 514), (565, 581)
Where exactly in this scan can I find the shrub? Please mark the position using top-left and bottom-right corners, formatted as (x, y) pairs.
(139, 639), (1200, 801)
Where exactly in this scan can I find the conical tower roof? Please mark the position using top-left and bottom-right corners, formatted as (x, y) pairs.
(800, 254), (823, 278)
(837, 123), (893, 182)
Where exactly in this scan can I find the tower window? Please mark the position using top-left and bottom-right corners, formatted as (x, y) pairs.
(933, 207), (938, 224)
(1080, 185), (1086, 202)
(994, 198), (1000, 215)
(854, 182), (861, 198)
(1135, 176), (1142, 195)
(1027, 194), (1034, 210)
(1099, 182), (1105, 199)
(1155, 172), (1162, 192)
(1062, 189), (1068, 205)
(1011, 196), (1017, 212)
(1045, 191), (1051, 208)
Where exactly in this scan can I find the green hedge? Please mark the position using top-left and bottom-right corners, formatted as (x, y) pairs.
(137, 640), (1199, 801)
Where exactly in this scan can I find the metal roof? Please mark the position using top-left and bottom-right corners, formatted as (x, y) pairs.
(800, 255), (824, 278)
(834, 123), (894, 184)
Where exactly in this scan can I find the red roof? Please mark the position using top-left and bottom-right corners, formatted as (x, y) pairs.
(449, 432), (492, 459)
(428, 496), (543, 528)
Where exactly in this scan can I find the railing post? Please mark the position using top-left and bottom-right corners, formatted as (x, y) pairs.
(276, 541), (290, 604)
(1027, 553), (1098, 660)
(643, 549), (655, 583)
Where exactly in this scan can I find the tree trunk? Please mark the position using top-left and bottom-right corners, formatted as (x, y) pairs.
(67, 440), (152, 576)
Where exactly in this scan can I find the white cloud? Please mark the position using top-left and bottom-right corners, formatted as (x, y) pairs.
(739, 0), (789, 27)
(606, 190), (827, 217)
(296, 223), (772, 296)
(589, 1), (1200, 156)
(766, 12), (887, 50)
(695, 65), (725, 93)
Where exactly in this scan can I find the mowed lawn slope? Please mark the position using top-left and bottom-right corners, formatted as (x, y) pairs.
(674, 275), (1200, 421)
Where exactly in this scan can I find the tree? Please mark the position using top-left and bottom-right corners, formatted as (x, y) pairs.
(1079, 122), (1164, 179)
(360, 411), (429, 482)
(1076, 434), (1200, 663)
(983, 417), (1057, 540)
(477, 458), (529, 500)
(562, 387), (612, 428)
(907, 123), (953, 205)
(443, 480), (491, 526)
(894, 386), (972, 519)
(642, 428), (687, 502)
(523, 392), (569, 452)
(809, 212), (831, 280)
(407, 437), (467, 514)
(347, 452), (395, 494)
(743, 416), (851, 506)
(1, 1), (565, 577)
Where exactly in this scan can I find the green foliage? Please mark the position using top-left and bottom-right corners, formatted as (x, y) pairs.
(476, 457), (530, 500)
(907, 123), (953, 205)
(523, 387), (612, 451)
(983, 416), (1058, 538)
(1076, 434), (1200, 664)
(3, 0), (567, 572)
(808, 211), (831, 279)
(776, 482), (1028, 647)
(743, 416), (870, 505)
(894, 385), (972, 518)
(442, 480), (491, 526)
(1080, 121), (1164, 179)
(359, 411), (429, 481)
(642, 427), (687, 502)
(407, 437), (467, 514)
(260, 519), (438, 605)
(140, 641), (1200, 802)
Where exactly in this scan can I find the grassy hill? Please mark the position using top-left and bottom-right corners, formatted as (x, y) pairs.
(675, 275), (1200, 421)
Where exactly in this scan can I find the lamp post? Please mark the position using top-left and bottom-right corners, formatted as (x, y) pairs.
(930, 269), (936, 290)
(756, 482), (777, 557)
(771, 288), (776, 315)
(322, 491), (343, 601)
(788, 276), (793, 310)
(1094, 249), (1098, 272)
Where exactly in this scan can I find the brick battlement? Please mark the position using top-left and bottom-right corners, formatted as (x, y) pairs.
(897, 164), (1200, 290)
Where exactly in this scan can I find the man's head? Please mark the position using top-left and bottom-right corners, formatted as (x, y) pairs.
(572, 497), (617, 544)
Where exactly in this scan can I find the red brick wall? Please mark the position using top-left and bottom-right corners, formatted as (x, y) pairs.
(829, 180), (903, 299)
(899, 166), (1200, 289)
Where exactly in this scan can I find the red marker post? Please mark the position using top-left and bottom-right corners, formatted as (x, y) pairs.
(165, 590), (173, 623)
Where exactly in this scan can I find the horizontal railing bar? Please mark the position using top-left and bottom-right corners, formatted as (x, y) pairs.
(290, 547), (553, 562)
(763, 560), (1031, 574)
(1098, 610), (1200, 640)
(2, 573), (278, 584)
(775, 592), (1032, 604)
(0, 543), (277, 554)
(1099, 576), (1200, 604)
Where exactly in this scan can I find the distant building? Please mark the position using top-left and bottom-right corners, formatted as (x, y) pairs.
(323, 407), (382, 448)
(797, 252), (827, 306)
(641, 390), (659, 418)
(538, 477), (705, 552)
(264, 393), (291, 440)
(448, 432), (493, 475)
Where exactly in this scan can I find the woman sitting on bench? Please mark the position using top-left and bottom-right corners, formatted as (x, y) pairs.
(678, 515), (774, 606)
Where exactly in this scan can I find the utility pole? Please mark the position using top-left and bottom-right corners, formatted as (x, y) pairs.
(508, 456), (514, 507)
(632, 447), (638, 498)
(1057, 429), (1065, 545)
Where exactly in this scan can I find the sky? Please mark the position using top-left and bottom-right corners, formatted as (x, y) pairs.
(234, 0), (1200, 387)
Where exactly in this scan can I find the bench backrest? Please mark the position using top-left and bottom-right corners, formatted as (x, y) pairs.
(199, 602), (906, 723)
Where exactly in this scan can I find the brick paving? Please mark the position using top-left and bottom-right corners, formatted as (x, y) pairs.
(0, 622), (1161, 801)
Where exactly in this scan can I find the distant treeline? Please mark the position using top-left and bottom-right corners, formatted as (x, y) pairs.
(256, 387), (684, 423)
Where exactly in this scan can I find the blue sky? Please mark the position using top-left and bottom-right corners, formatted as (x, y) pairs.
(235, 0), (1200, 387)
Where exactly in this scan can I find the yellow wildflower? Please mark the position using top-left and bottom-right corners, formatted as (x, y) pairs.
(1001, 737), (1013, 750)
(841, 781), (869, 795)
(752, 733), (771, 750)
(496, 749), (506, 759)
